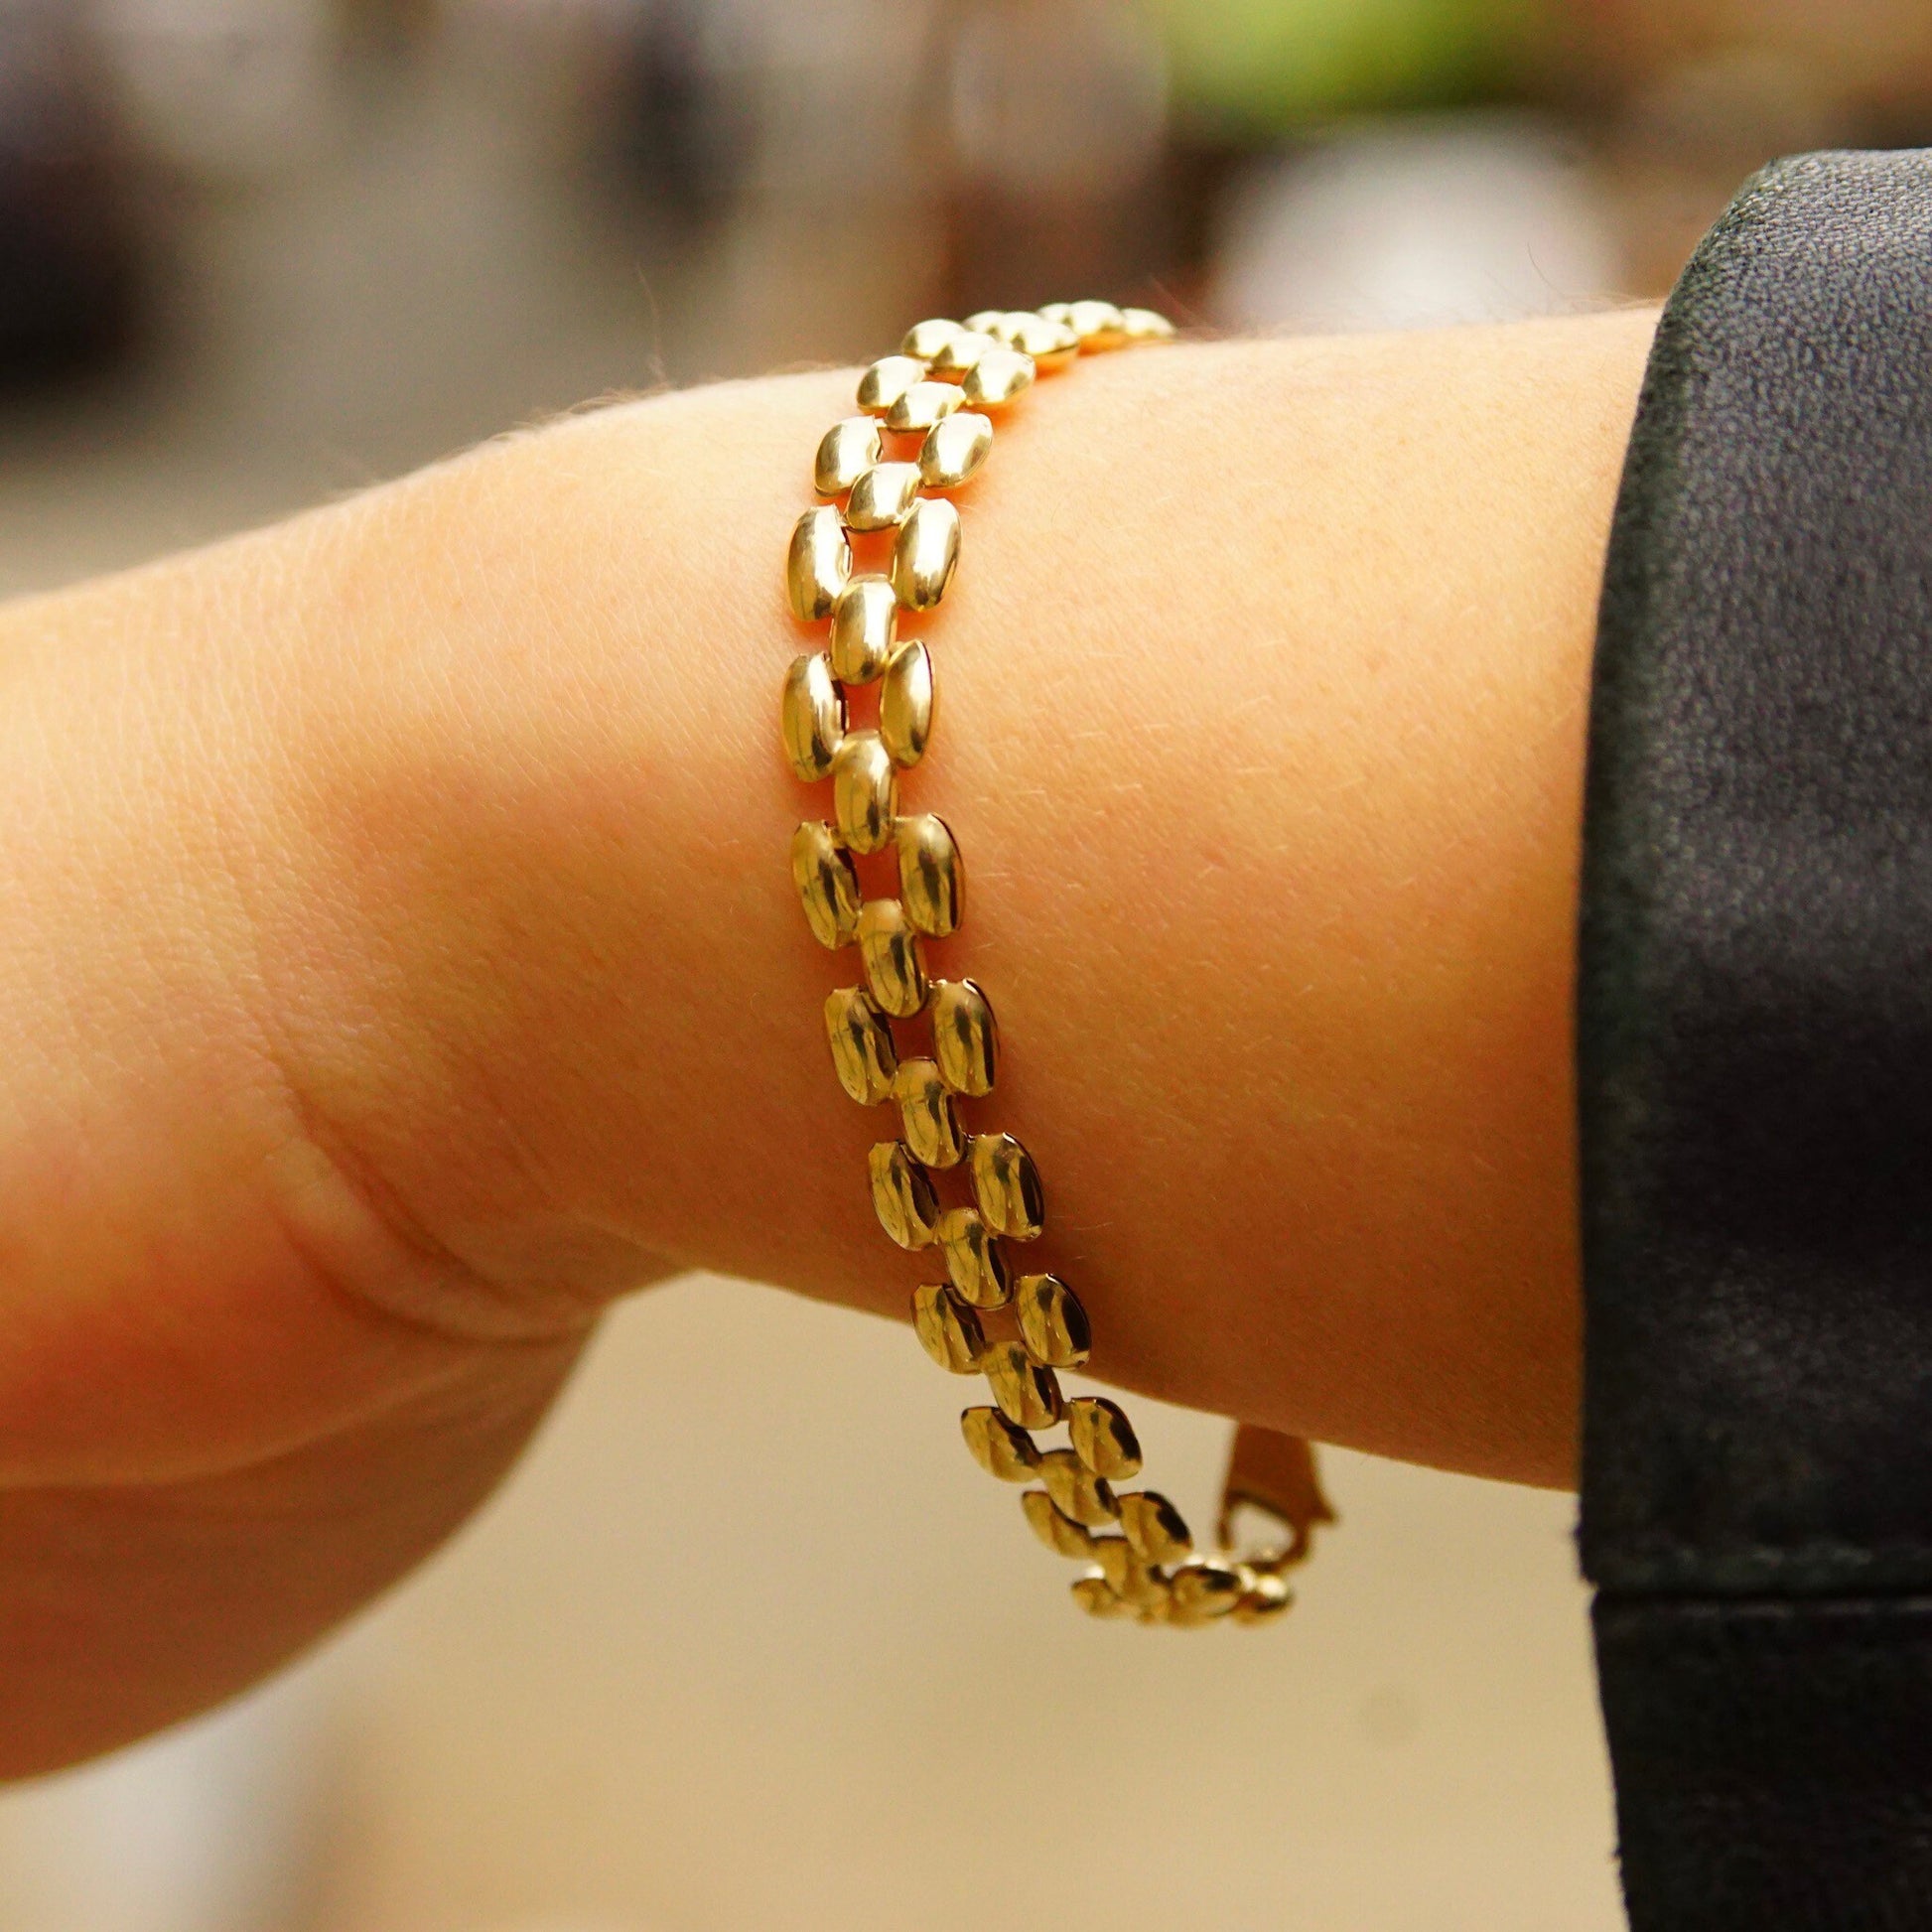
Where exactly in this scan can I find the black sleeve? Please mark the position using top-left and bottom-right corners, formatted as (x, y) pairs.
(1578, 150), (1932, 1931)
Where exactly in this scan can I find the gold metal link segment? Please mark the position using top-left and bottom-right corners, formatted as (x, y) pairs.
(781, 304), (1328, 1625)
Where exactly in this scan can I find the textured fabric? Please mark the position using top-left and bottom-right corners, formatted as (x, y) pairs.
(1579, 150), (1932, 1927)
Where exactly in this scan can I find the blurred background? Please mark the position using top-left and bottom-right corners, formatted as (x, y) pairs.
(2, 2), (1929, 1928)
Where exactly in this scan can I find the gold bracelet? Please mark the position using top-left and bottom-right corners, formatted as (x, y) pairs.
(781, 301), (1330, 1627)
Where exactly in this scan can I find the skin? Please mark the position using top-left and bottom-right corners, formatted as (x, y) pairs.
(0, 310), (1656, 1776)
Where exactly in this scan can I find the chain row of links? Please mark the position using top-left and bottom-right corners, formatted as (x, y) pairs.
(781, 301), (1297, 1627)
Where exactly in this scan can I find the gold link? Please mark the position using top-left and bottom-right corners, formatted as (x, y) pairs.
(960, 1406), (1039, 1481)
(961, 347), (1036, 410)
(856, 354), (927, 416)
(896, 813), (962, 937)
(971, 1134), (1043, 1240)
(1120, 306), (1176, 343)
(1016, 1273), (1090, 1368)
(917, 411), (994, 492)
(928, 329), (1000, 377)
(1022, 1488), (1096, 1560)
(1118, 1491), (1193, 1565)
(987, 1339), (1062, 1428)
(892, 497), (961, 612)
(879, 640), (934, 766)
(998, 312), (1078, 369)
(1038, 1448), (1118, 1528)
(1234, 1572), (1295, 1624)
(930, 978), (998, 1095)
(789, 822), (861, 950)
(786, 506), (852, 621)
(1063, 299), (1130, 349)
(857, 899), (928, 1018)
(829, 576), (897, 684)
(844, 462), (924, 532)
(779, 652), (845, 781)
(1167, 1559), (1246, 1626)
(814, 416), (883, 496)
(1066, 1396), (1143, 1480)
(899, 317), (963, 360)
(1070, 1571), (1136, 1618)
(911, 1282), (987, 1373)
(937, 1205), (1012, 1310)
(961, 310), (1007, 335)
(830, 731), (897, 854)
(868, 1141), (939, 1250)
(824, 987), (897, 1103)
(1093, 1536), (1169, 1610)
(1037, 301), (1074, 327)
(886, 381), (964, 433)
(894, 1057), (964, 1169)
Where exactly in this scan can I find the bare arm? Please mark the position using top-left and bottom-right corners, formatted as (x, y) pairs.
(0, 309), (1655, 1774)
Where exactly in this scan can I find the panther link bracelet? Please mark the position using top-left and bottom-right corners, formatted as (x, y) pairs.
(781, 301), (1326, 1627)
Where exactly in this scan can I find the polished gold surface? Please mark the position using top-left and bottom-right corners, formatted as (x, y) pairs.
(830, 730), (896, 854)
(789, 821), (861, 950)
(780, 652), (845, 781)
(891, 496), (960, 612)
(1066, 1396), (1143, 1480)
(869, 1141), (939, 1251)
(814, 416), (882, 497)
(878, 640), (934, 768)
(856, 354), (927, 416)
(917, 411), (994, 492)
(786, 506), (852, 623)
(936, 1205), (1012, 1311)
(970, 1134), (1043, 1241)
(961, 346), (1035, 410)
(828, 575), (897, 685)
(824, 986), (897, 1105)
(895, 1057), (964, 1170)
(911, 1282), (986, 1374)
(844, 462), (923, 532)
(780, 303), (1320, 1625)
(1118, 1492), (1193, 1567)
(895, 814), (962, 938)
(930, 979), (998, 1096)
(886, 380), (963, 434)
(986, 1340), (1062, 1430)
(959, 1405), (1038, 1482)
(857, 898), (928, 1019)
(1015, 1273), (1089, 1369)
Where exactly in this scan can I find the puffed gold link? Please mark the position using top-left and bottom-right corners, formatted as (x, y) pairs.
(1070, 1572), (1136, 1618)
(1022, 1488), (1096, 1560)
(828, 576), (897, 685)
(831, 731), (896, 854)
(857, 899), (928, 1018)
(789, 822), (862, 950)
(779, 652), (845, 781)
(900, 317), (963, 360)
(962, 347), (1035, 410)
(961, 309), (1006, 335)
(896, 814), (962, 937)
(844, 462), (923, 532)
(971, 1134), (1044, 1240)
(1093, 1536), (1168, 1611)
(1120, 306), (1177, 343)
(1038, 1448), (1118, 1528)
(856, 354), (927, 416)
(928, 329), (1000, 377)
(997, 312), (1078, 368)
(917, 411), (994, 491)
(930, 979), (998, 1095)
(894, 1057), (964, 1170)
(960, 1406), (1039, 1481)
(886, 381), (964, 433)
(891, 497), (960, 612)
(824, 986), (897, 1103)
(814, 416), (883, 496)
(1066, 1396), (1143, 1479)
(1016, 1273), (1090, 1368)
(869, 1141), (939, 1250)
(986, 1340), (1062, 1429)
(1062, 299), (1130, 349)
(911, 1282), (987, 1373)
(1167, 1559), (1246, 1625)
(937, 1205), (1012, 1310)
(786, 506), (852, 621)
(879, 640), (934, 767)
(1234, 1573), (1295, 1623)
(1118, 1491), (1193, 1565)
